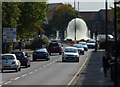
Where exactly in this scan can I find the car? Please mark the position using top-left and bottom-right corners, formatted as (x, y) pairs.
(73, 44), (84, 55)
(62, 47), (79, 62)
(33, 48), (50, 61)
(1, 54), (21, 72)
(47, 42), (63, 55)
(87, 40), (96, 48)
(78, 42), (88, 51)
(11, 51), (31, 68)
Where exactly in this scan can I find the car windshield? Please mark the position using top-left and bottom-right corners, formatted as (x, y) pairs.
(49, 43), (59, 47)
(2, 55), (14, 60)
(64, 48), (77, 53)
(35, 49), (46, 52)
(13, 52), (24, 57)
(87, 41), (95, 43)
(73, 45), (83, 48)
(79, 42), (86, 45)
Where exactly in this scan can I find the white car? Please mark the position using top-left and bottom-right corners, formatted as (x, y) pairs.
(87, 40), (96, 48)
(78, 42), (88, 51)
(1, 54), (21, 72)
(73, 44), (84, 55)
(62, 47), (79, 62)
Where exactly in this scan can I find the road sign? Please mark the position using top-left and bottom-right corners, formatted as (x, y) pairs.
(3, 28), (17, 42)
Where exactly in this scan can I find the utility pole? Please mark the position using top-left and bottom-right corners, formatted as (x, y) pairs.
(105, 0), (108, 52)
(114, 1), (117, 86)
(74, 0), (76, 40)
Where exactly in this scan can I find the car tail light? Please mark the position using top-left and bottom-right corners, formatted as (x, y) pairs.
(22, 57), (27, 59)
(12, 61), (15, 64)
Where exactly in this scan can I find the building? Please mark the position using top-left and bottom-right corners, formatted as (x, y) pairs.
(80, 9), (114, 35)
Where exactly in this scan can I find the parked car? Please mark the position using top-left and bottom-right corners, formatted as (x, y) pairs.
(62, 47), (79, 62)
(73, 44), (84, 55)
(11, 51), (31, 68)
(33, 48), (50, 61)
(78, 42), (88, 51)
(1, 54), (21, 72)
(47, 42), (63, 55)
(87, 40), (96, 48)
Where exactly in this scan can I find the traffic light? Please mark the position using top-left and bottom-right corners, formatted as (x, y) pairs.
(38, 30), (41, 37)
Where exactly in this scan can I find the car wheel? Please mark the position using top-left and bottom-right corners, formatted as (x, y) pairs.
(49, 53), (52, 55)
(59, 52), (62, 55)
(28, 64), (30, 67)
(33, 58), (36, 61)
(82, 52), (84, 55)
(62, 60), (65, 62)
(76, 59), (79, 62)
(25, 64), (28, 68)
(16, 68), (19, 72)
(19, 67), (21, 71)
(1, 69), (3, 73)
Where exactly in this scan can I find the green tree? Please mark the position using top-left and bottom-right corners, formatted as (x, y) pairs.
(44, 4), (81, 37)
(17, 2), (49, 39)
(2, 2), (21, 28)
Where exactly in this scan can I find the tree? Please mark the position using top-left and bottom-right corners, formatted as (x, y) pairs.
(2, 2), (21, 28)
(44, 4), (81, 37)
(17, 2), (49, 39)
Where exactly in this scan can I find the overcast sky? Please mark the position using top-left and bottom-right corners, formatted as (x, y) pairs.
(47, 0), (114, 11)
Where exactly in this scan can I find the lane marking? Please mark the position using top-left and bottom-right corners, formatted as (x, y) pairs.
(4, 81), (12, 85)
(21, 74), (27, 77)
(29, 72), (33, 75)
(67, 54), (90, 86)
(14, 77), (20, 80)
(34, 69), (38, 72)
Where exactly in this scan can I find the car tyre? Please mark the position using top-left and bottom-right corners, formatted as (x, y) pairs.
(1, 69), (3, 73)
(28, 64), (30, 67)
(59, 52), (62, 55)
(25, 64), (28, 68)
(19, 67), (21, 71)
(16, 68), (19, 72)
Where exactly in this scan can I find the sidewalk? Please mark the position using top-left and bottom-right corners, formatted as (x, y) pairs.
(75, 50), (114, 87)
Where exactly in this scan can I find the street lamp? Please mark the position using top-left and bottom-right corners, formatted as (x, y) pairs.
(74, 0), (76, 40)
(105, 0), (108, 52)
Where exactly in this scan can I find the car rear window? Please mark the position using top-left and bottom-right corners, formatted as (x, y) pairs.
(49, 43), (59, 47)
(2, 55), (14, 60)
(64, 48), (77, 53)
(12, 52), (24, 57)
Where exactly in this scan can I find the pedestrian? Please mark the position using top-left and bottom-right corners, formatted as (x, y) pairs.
(102, 52), (110, 77)
(18, 39), (23, 51)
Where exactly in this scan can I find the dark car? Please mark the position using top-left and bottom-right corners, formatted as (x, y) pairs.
(47, 42), (63, 55)
(11, 51), (31, 68)
(33, 48), (50, 61)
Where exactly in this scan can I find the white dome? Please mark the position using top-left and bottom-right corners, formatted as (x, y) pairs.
(66, 18), (90, 40)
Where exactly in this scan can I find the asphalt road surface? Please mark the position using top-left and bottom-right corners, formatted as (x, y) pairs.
(1, 48), (92, 86)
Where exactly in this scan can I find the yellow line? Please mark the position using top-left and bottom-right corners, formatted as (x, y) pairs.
(67, 56), (89, 86)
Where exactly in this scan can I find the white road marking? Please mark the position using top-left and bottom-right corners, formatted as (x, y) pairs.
(29, 72), (33, 75)
(21, 74), (27, 77)
(35, 69), (38, 72)
(14, 77), (20, 80)
(4, 81), (12, 85)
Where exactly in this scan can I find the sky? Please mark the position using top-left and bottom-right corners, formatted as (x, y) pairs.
(47, 0), (114, 11)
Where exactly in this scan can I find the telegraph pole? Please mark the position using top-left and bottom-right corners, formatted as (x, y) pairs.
(74, 0), (76, 40)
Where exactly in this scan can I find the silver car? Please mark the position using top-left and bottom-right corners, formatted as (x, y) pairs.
(62, 47), (79, 62)
(78, 42), (88, 51)
(1, 54), (21, 72)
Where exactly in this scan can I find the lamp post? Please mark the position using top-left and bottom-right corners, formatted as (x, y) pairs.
(105, 0), (108, 52)
(114, 0), (117, 86)
(74, 0), (76, 40)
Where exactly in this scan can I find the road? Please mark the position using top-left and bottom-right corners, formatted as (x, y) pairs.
(1, 48), (92, 86)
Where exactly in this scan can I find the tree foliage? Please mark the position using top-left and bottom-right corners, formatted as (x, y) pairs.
(17, 2), (49, 39)
(44, 4), (81, 36)
(2, 2), (21, 28)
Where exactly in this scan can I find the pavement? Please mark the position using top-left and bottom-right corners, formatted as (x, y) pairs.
(75, 50), (114, 87)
